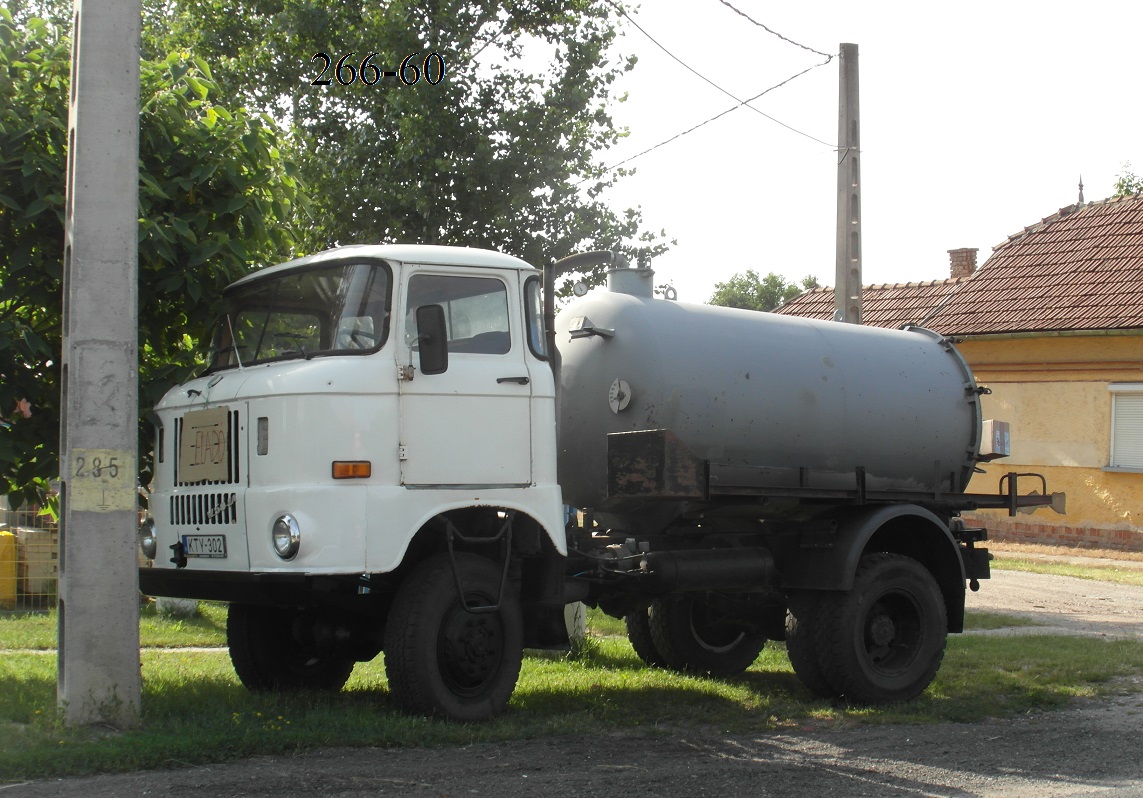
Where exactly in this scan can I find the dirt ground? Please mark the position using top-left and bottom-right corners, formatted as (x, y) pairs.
(9, 560), (1143, 798)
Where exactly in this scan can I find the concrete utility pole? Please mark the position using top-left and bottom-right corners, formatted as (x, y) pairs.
(59, 0), (143, 727)
(834, 43), (862, 325)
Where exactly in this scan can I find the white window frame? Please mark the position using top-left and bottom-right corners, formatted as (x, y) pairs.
(1108, 383), (1143, 471)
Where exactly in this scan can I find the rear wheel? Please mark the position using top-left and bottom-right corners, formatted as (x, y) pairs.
(625, 606), (667, 667)
(816, 553), (947, 704)
(227, 604), (355, 692)
(784, 591), (836, 699)
(649, 594), (767, 677)
(384, 553), (523, 721)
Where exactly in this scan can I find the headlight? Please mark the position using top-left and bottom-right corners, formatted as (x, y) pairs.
(138, 516), (157, 560)
(271, 514), (301, 560)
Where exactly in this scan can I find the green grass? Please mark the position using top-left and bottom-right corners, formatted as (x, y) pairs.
(964, 610), (1041, 630)
(3, 606), (1143, 782)
(0, 602), (228, 650)
(992, 556), (1143, 587)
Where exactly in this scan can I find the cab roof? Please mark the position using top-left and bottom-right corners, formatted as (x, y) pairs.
(229, 244), (539, 290)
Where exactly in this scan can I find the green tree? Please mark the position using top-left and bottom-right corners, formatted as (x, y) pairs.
(0, 10), (308, 506)
(1114, 163), (1143, 197)
(155, 0), (669, 286)
(708, 270), (819, 312)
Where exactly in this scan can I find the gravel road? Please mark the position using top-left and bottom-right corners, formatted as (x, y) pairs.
(7, 568), (1143, 798)
(964, 567), (1143, 639)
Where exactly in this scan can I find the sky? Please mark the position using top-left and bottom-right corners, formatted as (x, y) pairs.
(597, 1), (1143, 304)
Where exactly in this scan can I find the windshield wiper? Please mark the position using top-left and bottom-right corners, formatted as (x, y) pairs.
(273, 333), (312, 360)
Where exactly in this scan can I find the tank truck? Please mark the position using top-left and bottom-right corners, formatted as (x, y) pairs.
(138, 244), (1063, 720)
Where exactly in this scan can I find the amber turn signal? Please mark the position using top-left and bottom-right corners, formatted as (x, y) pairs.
(332, 461), (372, 479)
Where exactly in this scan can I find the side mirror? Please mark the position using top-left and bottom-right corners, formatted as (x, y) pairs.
(415, 304), (448, 375)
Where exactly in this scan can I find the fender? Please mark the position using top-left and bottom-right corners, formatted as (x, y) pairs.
(779, 503), (968, 632)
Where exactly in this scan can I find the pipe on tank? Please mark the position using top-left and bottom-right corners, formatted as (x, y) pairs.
(543, 250), (626, 355)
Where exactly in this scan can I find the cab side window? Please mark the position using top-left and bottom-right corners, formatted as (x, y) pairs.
(405, 275), (511, 354)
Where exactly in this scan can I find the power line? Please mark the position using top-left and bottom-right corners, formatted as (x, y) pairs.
(614, 1), (833, 132)
(716, 0), (833, 59)
(580, 59), (834, 186)
(581, 5), (835, 184)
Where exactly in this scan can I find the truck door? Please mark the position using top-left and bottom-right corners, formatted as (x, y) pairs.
(397, 270), (533, 487)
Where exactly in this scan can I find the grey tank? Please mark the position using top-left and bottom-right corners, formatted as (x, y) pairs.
(553, 267), (983, 517)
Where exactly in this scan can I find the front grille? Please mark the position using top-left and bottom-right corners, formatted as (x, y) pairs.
(170, 492), (239, 526)
(173, 409), (242, 486)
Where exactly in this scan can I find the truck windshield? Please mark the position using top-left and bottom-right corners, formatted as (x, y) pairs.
(205, 261), (391, 372)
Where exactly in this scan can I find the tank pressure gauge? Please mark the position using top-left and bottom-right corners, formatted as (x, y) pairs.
(608, 378), (632, 414)
(572, 281), (589, 297)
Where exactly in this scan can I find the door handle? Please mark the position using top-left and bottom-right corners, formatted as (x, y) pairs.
(497, 376), (530, 385)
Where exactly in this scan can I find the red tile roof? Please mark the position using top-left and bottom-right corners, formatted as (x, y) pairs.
(776, 195), (1143, 335)
(777, 279), (964, 330)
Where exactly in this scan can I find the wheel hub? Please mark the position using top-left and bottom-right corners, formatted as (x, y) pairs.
(868, 613), (897, 648)
(440, 607), (503, 691)
(689, 602), (748, 653)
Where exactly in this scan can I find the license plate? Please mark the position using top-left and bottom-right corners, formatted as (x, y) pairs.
(182, 534), (227, 559)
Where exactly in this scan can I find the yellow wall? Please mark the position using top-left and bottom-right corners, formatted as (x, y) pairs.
(957, 333), (1143, 546)
(957, 334), (1143, 384)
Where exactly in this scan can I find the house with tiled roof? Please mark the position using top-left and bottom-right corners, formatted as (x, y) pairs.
(777, 195), (1143, 551)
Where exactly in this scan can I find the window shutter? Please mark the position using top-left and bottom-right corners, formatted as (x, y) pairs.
(1111, 392), (1143, 469)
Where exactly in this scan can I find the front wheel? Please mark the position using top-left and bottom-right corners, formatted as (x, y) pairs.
(227, 604), (355, 692)
(384, 553), (523, 721)
(816, 553), (948, 704)
(649, 594), (767, 677)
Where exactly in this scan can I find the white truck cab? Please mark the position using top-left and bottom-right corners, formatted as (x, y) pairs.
(142, 245), (567, 720)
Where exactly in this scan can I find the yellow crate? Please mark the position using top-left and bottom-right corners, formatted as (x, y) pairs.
(0, 531), (16, 609)
(16, 527), (59, 598)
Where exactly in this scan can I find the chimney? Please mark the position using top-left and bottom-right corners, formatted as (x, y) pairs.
(948, 247), (978, 280)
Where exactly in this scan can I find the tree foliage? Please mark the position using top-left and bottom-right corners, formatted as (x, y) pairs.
(708, 270), (819, 313)
(154, 0), (669, 282)
(0, 11), (67, 507)
(0, 9), (308, 505)
(1114, 164), (1143, 198)
(1, 2), (667, 504)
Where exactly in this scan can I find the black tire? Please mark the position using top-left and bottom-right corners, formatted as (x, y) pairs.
(648, 594), (767, 677)
(227, 604), (355, 692)
(816, 553), (948, 704)
(625, 606), (667, 667)
(384, 553), (523, 721)
(784, 591), (837, 699)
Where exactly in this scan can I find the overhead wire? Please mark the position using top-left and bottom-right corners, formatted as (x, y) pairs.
(583, 2), (836, 185)
(715, 0), (834, 59)
(715, 0), (859, 168)
(579, 60), (835, 185)
(617, 3), (834, 144)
